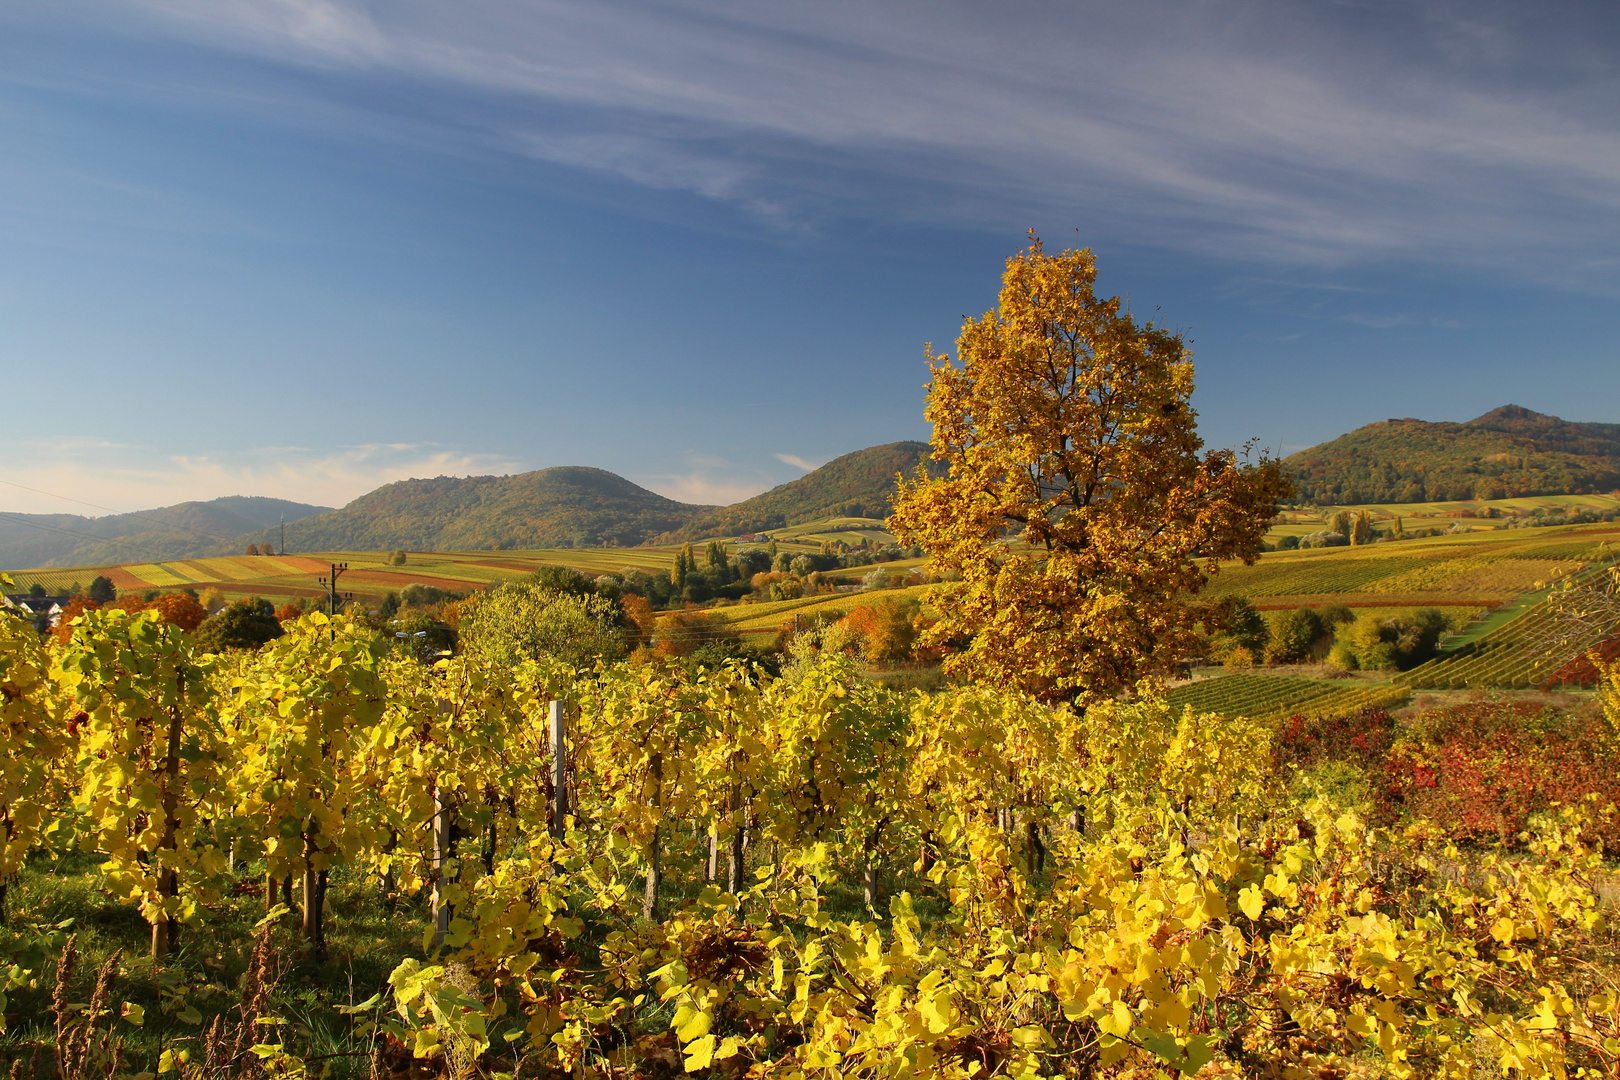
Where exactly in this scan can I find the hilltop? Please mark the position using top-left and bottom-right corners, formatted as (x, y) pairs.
(1285, 405), (1620, 505)
(0, 496), (330, 569)
(254, 468), (710, 552)
(654, 441), (937, 543)
(250, 442), (935, 554)
(0, 444), (936, 569)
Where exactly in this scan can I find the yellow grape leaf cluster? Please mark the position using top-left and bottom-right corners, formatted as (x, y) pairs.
(8, 606), (1619, 1078)
(0, 605), (69, 886)
(55, 609), (228, 931)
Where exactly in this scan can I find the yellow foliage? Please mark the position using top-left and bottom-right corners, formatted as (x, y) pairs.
(890, 236), (1291, 701)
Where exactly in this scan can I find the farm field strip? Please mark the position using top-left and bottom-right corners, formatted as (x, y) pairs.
(1165, 673), (1412, 724)
(1211, 523), (1620, 602)
(1398, 559), (1620, 690)
(717, 584), (935, 631)
(0, 568), (93, 592)
(183, 558), (270, 582)
(1247, 594), (1493, 611)
(121, 563), (192, 587)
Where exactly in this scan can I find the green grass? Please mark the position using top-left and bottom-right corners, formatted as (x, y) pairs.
(0, 851), (429, 1080)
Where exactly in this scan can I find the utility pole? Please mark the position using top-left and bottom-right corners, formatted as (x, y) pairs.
(316, 562), (351, 616)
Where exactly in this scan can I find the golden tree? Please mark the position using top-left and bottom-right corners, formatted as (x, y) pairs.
(889, 237), (1291, 701)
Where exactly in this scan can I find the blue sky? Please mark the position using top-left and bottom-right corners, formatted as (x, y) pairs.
(3, 1), (1619, 513)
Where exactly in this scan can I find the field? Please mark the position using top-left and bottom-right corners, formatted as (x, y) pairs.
(1266, 492), (1620, 541)
(0, 519), (890, 604)
(1209, 519), (1620, 620)
(9, 513), (1618, 707)
(1162, 672), (1413, 724)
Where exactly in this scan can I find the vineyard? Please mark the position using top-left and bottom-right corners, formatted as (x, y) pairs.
(1208, 520), (1620, 610)
(0, 529), (863, 608)
(3, 605), (1620, 1079)
(1161, 673), (1411, 725)
(1397, 565), (1620, 690)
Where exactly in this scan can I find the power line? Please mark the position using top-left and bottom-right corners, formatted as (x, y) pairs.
(0, 510), (139, 548)
(0, 478), (246, 543)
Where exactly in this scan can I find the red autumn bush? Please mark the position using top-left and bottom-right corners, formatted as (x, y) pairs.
(1274, 707), (1396, 771)
(1381, 701), (1620, 852)
(1277, 701), (1620, 853)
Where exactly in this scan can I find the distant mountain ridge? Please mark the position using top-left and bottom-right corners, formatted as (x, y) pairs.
(250, 442), (936, 553)
(653, 441), (938, 543)
(254, 467), (709, 552)
(0, 496), (331, 570)
(0, 444), (934, 569)
(1285, 405), (1620, 505)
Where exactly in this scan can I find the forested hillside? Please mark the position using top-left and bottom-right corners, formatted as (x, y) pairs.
(1285, 405), (1620, 504)
(253, 467), (711, 552)
(657, 440), (938, 541)
(0, 496), (330, 568)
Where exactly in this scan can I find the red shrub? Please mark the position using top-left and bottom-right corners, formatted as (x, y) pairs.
(1542, 637), (1620, 689)
(1275, 708), (1396, 771)
(1380, 701), (1620, 851)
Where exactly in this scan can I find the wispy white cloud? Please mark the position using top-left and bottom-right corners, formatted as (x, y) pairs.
(772, 453), (820, 472)
(632, 450), (795, 506)
(47, 0), (1620, 277)
(0, 440), (523, 514)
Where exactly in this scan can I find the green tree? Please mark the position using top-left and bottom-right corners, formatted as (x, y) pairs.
(1266, 607), (1323, 664)
(193, 598), (285, 653)
(1350, 510), (1376, 546)
(705, 541), (730, 584)
(890, 236), (1291, 700)
(87, 576), (116, 604)
(460, 581), (625, 669)
(1208, 597), (1269, 663)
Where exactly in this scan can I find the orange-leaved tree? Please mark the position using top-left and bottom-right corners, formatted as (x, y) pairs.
(889, 236), (1291, 701)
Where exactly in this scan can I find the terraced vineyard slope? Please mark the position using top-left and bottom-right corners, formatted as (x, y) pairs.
(1163, 673), (1411, 724)
(1206, 521), (1620, 621)
(1396, 557), (1620, 690)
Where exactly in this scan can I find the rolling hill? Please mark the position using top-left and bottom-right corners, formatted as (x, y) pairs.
(0, 496), (331, 569)
(0, 443), (935, 569)
(1285, 405), (1620, 505)
(653, 441), (939, 542)
(249, 468), (712, 552)
(254, 443), (936, 552)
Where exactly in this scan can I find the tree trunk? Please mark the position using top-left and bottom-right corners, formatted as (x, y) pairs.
(431, 783), (452, 946)
(862, 821), (885, 910)
(381, 827), (397, 910)
(152, 699), (185, 960)
(643, 824), (662, 921)
(315, 870), (328, 954)
(643, 754), (662, 920)
(1025, 818), (1044, 879)
(706, 823), (718, 883)
(548, 700), (567, 841)
(301, 862), (319, 942)
(726, 788), (745, 895)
